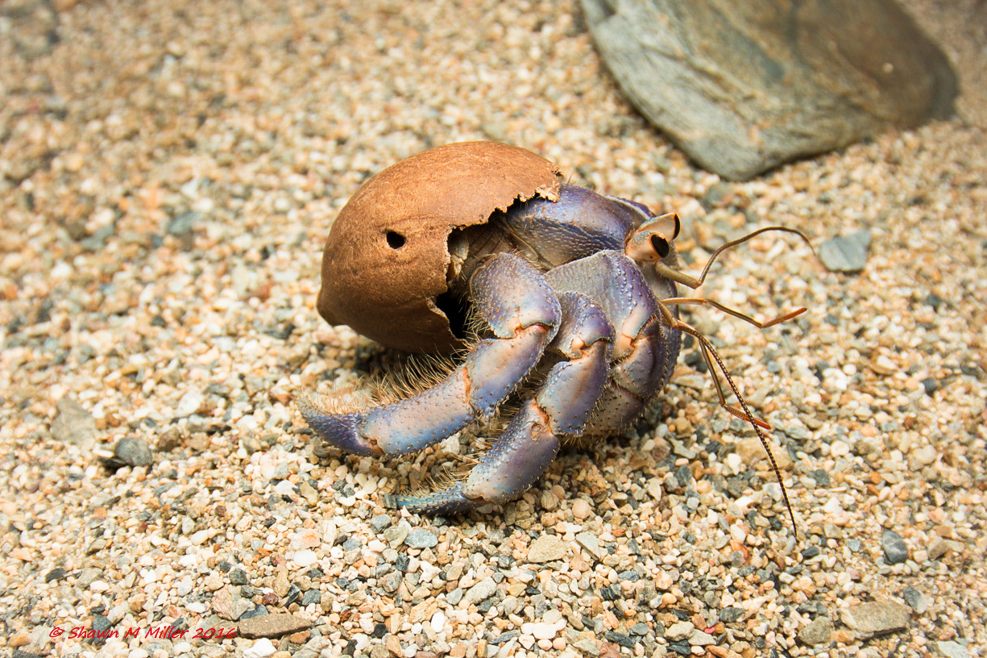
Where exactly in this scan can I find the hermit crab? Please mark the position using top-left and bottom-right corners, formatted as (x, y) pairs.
(302, 141), (810, 526)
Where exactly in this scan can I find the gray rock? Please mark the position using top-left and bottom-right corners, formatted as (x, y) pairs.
(581, 0), (956, 180)
(819, 230), (871, 272)
(575, 532), (607, 561)
(718, 607), (743, 623)
(798, 617), (833, 646)
(167, 211), (203, 236)
(902, 587), (931, 614)
(51, 398), (98, 448)
(380, 571), (402, 593)
(112, 437), (153, 467)
(382, 523), (409, 548)
(301, 589), (321, 606)
(77, 568), (101, 587)
(229, 568), (249, 586)
(463, 577), (497, 606)
(405, 528), (437, 549)
(665, 621), (693, 641)
(935, 641), (971, 658)
(369, 515), (392, 532)
(45, 567), (67, 582)
(238, 613), (312, 638)
(881, 529), (909, 564)
(841, 600), (910, 636)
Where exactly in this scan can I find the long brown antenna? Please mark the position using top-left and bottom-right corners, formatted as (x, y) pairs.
(655, 226), (815, 290)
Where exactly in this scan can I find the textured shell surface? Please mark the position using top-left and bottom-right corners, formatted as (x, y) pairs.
(317, 141), (561, 353)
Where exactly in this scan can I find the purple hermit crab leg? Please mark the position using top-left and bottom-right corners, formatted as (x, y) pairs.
(390, 292), (613, 514)
(303, 253), (561, 456)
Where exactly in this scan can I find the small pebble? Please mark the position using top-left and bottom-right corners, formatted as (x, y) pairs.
(903, 586), (931, 613)
(243, 638), (276, 658)
(881, 529), (909, 564)
(935, 641), (971, 658)
(575, 532), (607, 561)
(841, 600), (910, 636)
(818, 229), (870, 272)
(405, 528), (437, 549)
(463, 578), (497, 605)
(665, 621), (694, 641)
(527, 534), (567, 562)
(798, 617), (834, 646)
(111, 437), (153, 467)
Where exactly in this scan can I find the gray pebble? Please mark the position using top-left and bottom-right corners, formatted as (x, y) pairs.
(819, 229), (871, 272)
(665, 620), (693, 640)
(798, 617), (833, 646)
(903, 586), (931, 613)
(112, 438), (153, 467)
(77, 568), (101, 587)
(167, 211), (203, 236)
(719, 607), (743, 623)
(464, 577), (497, 605)
(881, 529), (909, 564)
(301, 589), (321, 606)
(575, 532), (607, 561)
(489, 630), (518, 645)
(382, 523), (409, 547)
(935, 641), (971, 658)
(405, 528), (437, 549)
(380, 571), (402, 593)
(229, 568), (249, 586)
(369, 515), (392, 532)
(45, 567), (67, 582)
(446, 588), (464, 606)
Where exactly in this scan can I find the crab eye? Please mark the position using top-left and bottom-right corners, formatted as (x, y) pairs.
(650, 235), (670, 258)
(386, 231), (406, 249)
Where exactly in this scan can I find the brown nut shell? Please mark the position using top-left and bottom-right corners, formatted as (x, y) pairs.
(317, 141), (561, 353)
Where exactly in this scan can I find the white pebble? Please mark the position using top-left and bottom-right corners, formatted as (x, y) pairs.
(430, 610), (446, 633)
(243, 638), (276, 658)
(292, 549), (318, 567)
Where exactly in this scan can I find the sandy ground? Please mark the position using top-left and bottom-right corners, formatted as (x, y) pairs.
(1, 1), (984, 657)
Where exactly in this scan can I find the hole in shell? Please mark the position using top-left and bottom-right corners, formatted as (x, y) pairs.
(385, 231), (406, 249)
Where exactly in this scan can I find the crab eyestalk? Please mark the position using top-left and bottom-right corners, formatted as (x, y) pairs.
(624, 212), (682, 263)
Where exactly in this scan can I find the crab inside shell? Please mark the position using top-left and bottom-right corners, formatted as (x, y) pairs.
(317, 141), (562, 353)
